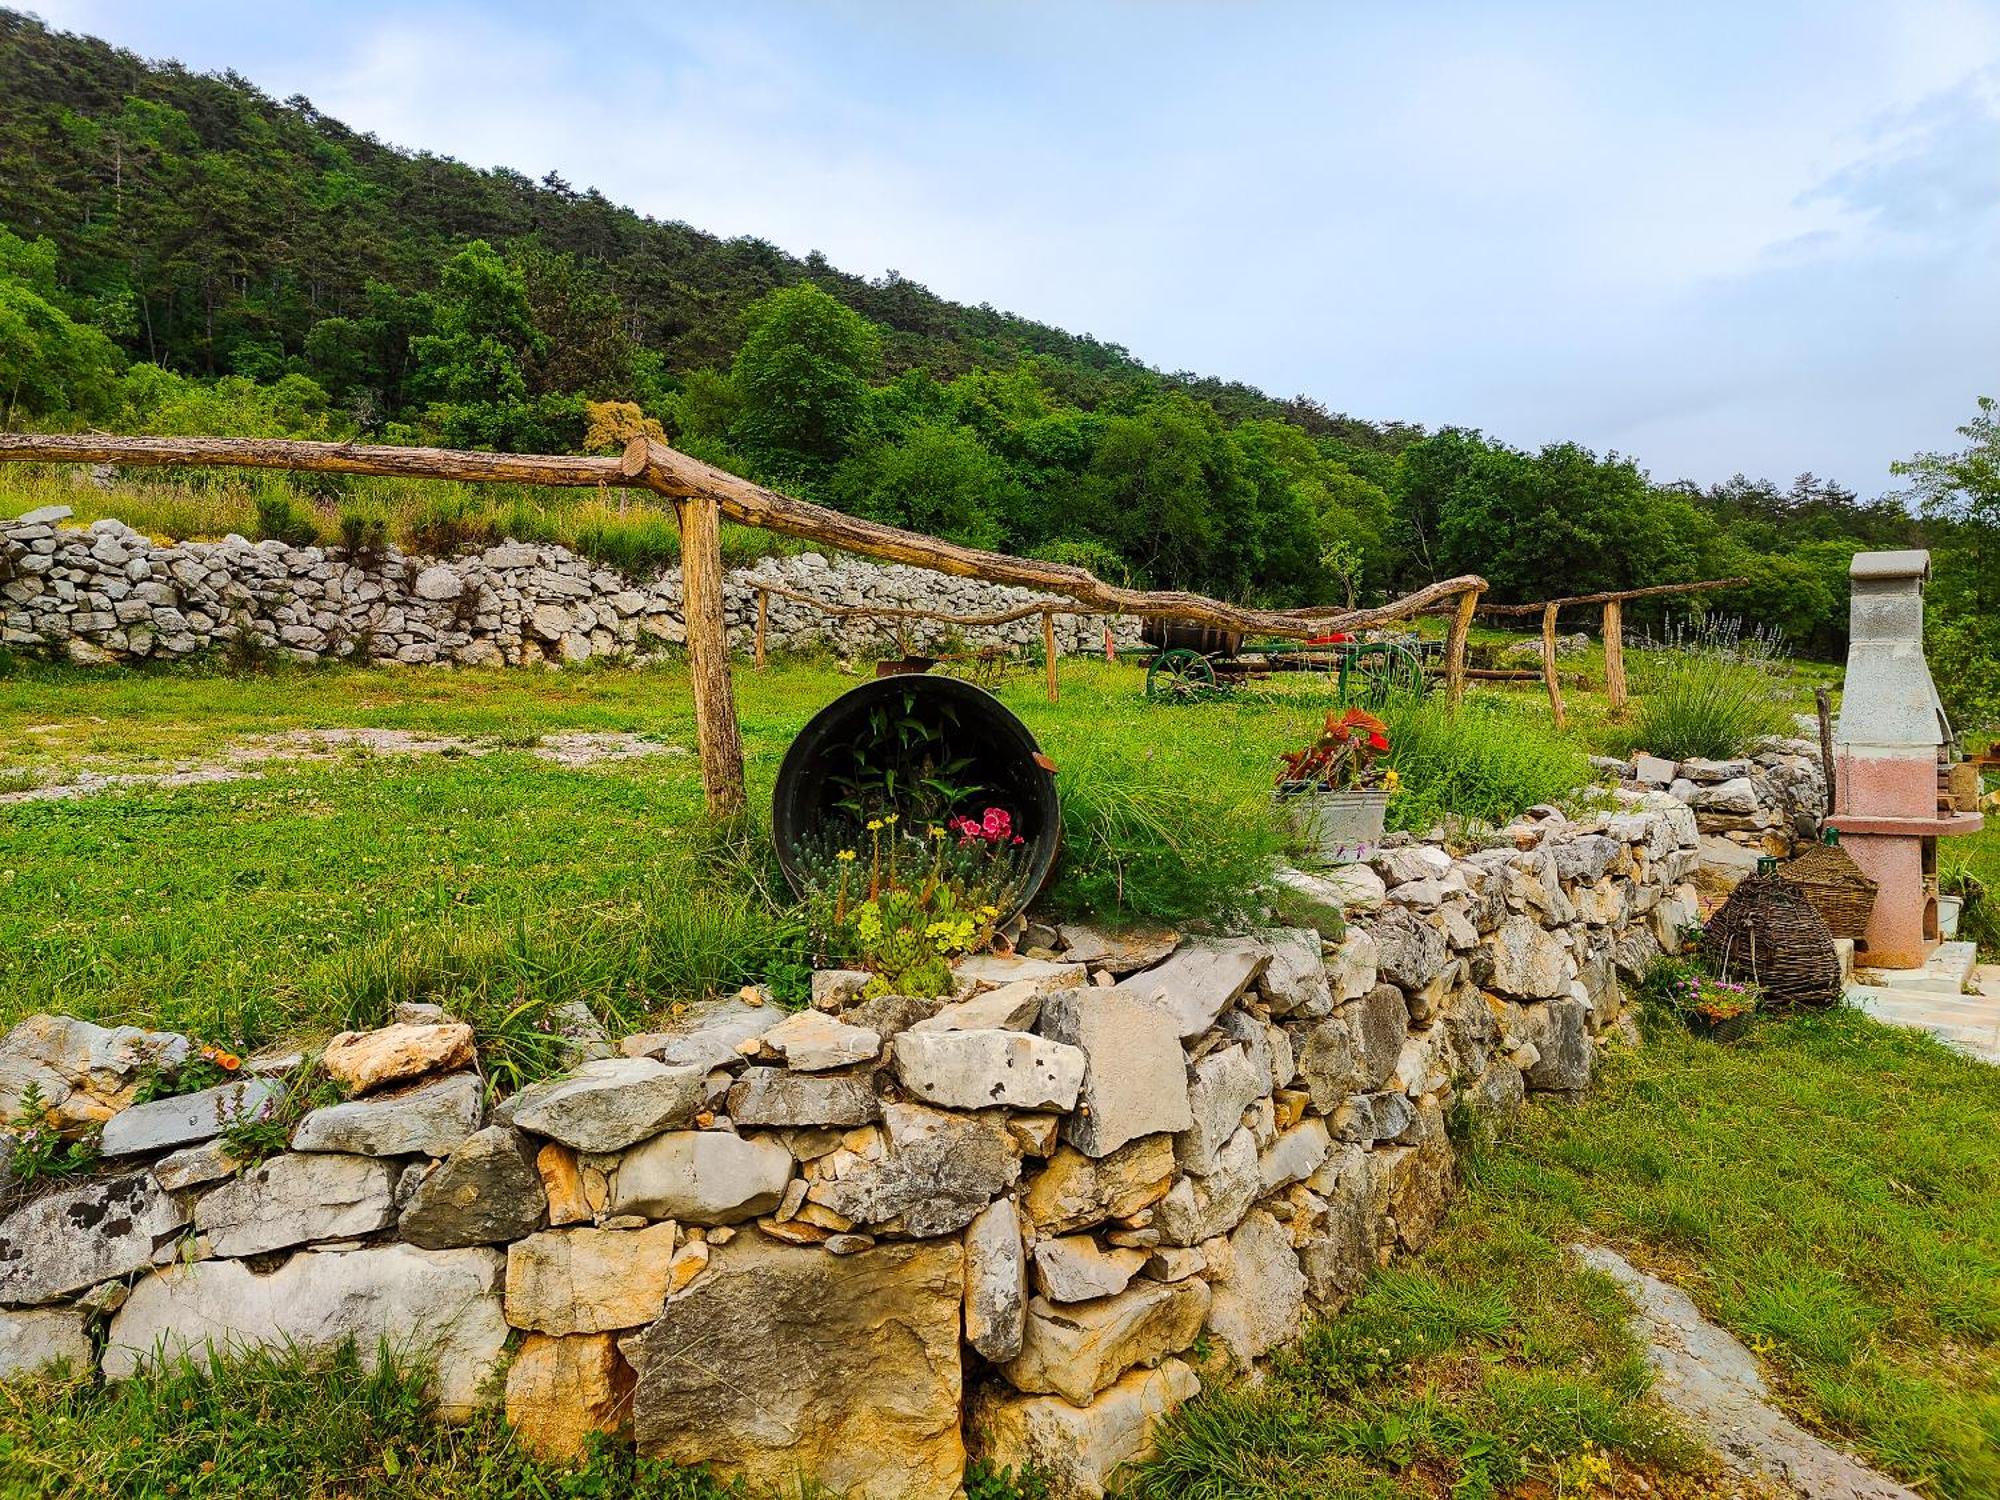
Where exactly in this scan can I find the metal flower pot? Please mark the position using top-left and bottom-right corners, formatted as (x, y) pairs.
(1273, 784), (1391, 865)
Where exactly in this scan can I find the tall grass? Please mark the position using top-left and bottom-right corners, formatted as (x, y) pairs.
(1381, 698), (1592, 836)
(0, 467), (797, 578)
(0, 1341), (737, 1499)
(1631, 615), (1799, 760)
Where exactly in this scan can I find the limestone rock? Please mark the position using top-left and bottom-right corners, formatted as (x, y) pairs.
(505, 1331), (635, 1460)
(321, 1022), (475, 1096)
(1033, 1236), (1147, 1303)
(1151, 1127), (1259, 1247)
(964, 1195), (1028, 1361)
(1343, 983), (1407, 1089)
(1112, 940), (1267, 1040)
(911, 981), (1044, 1033)
(105, 1244), (507, 1419)
(727, 1067), (879, 1127)
(400, 1127), (548, 1248)
(1486, 915), (1572, 1000)
(292, 1071), (483, 1157)
(537, 1142), (592, 1225)
(1055, 926), (1180, 975)
(505, 1222), (680, 1334)
(805, 1103), (1019, 1238)
(0, 1015), (189, 1126)
(510, 1057), (710, 1153)
(611, 1130), (793, 1224)
(1296, 1013), (1366, 1114)
(0, 1306), (92, 1378)
(1370, 907), (1447, 992)
(1205, 1209), (1306, 1369)
(151, 1138), (242, 1192)
(1256, 927), (1333, 1017)
(1299, 1145), (1374, 1309)
(756, 1010), (881, 1071)
(0, 1173), (185, 1306)
(1329, 926), (1380, 1002)
(629, 997), (781, 1071)
(954, 955), (1086, 994)
(632, 1236), (966, 1500)
(1038, 990), (1191, 1158)
(1266, 863), (1365, 936)
(1520, 995), (1593, 1092)
(196, 1152), (397, 1258)
(1023, 1137), (1177, 1236)
(98, 1077), (279, 1159)
(972, 1358), (1199, 1500)
(1332, 1090), (1415, 1146)
(893, 1029), (1086, 1112)
(1687, 776), (1758, 814)
(810, 969), (873, 1008)
(1004, 1278), (1210, 1406)
(1257, 1117), (1332, 1195)
(1175, 1044), (1268, 1176)
(1374, 844), (1453, 886)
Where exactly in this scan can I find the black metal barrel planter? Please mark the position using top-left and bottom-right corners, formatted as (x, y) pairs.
(772, 675), (1061, 926)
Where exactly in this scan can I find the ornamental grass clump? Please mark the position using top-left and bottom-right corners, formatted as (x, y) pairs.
(1631, 614), (1797, 761)
(1378, 698), (1590, 836)
(795, 811), (1029, 999)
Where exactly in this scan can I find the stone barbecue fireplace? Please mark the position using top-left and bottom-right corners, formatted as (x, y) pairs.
(1828, 550), (1983, 968)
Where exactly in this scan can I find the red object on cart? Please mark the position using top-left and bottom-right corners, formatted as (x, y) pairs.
(1305, 631), (1356, 645)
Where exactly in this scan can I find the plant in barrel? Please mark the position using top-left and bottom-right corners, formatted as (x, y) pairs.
(1272, 707), (1399, 864)
(774, 678), (1061, 1000)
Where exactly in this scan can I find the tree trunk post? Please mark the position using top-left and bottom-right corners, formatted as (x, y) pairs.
(1042, 610), (1059, 703)
(754, 588), (768, 672)
(1602, 598), (1627, 717)
(1540, 601), (1567, 730)
(673, 494), (746, 817)
(1444, 585), (1480, 707)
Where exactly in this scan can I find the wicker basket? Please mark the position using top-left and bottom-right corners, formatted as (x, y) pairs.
(1777, 840), (1878, 940)
(1700, 873), (1842, 1009)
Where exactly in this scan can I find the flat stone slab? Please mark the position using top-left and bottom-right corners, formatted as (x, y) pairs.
(1574, 1245), (1920, 1499)
(100, 1077), (280, 1158)
(1112, 940), (1268, 1040)
(1055, 926), (1180, 975)
(954, 955), (1087, 995)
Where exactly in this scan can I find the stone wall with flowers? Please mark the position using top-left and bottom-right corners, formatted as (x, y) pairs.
(0, 791), (1701, 1500)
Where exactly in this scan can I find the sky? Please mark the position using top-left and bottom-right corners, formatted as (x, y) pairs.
(25, 0), (2000, 495)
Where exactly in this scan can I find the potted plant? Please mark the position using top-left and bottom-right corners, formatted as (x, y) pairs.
(1273, 707), (1399, 864)
(1671, 971), (1761, 1043)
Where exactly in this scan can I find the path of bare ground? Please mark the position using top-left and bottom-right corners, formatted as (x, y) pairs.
(1574, 1246), (1923, 1500)
(0, 726), (686, 804)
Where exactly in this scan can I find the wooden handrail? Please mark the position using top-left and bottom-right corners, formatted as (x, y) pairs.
(1476, 577), (1748, 616)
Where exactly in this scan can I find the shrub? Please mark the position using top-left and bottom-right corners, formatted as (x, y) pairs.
(1380, 698), (1591, 836)
(1631, 616), (1797, 760)
(252, 490), (320, 548)
(337, 504), (390, 566)
(407, 491), (500, 557)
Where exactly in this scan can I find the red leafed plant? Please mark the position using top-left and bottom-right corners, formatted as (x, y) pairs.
(1276, 707), (1393, 791)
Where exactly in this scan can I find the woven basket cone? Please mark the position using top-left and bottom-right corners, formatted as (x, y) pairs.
(1700, 873), (1842, 1009)
(1777, 841), (1878, 941)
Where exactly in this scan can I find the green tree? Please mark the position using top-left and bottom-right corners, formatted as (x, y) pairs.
(411, 240), (544, 411)
(730, 282), (881, 477)
(830, 421), (1011, 549)
(1892, 399), (2000, 729)
(0, 227), (125, 423)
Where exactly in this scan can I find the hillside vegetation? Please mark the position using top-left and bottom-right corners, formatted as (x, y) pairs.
(0, 9), (1995, 723)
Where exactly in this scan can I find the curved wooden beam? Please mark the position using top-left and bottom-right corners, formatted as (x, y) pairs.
(620, 438), (1484, 638)
(0, 433), (626, 488)
(1477, 577), (1749, 616)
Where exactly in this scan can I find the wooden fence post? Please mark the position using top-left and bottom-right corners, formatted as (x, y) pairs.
(1540, 601), (1567, 730)
(754, 588), (768, 672)
(674, 494), (747, 816)
(1444, 586), (1480, 707)
(1601, 598), (1627, 717)
(1042, 610), (1059, 703)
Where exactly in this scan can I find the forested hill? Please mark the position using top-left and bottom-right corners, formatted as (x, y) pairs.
(0, 8), (1377, 441)
(0, 8), (1937, 658)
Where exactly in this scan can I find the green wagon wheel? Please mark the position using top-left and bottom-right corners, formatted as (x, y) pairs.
(1343, 644), (1426, 708)
(1146, 648), (1219, 702)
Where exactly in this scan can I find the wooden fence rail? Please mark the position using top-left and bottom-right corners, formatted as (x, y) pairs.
(0, 431), (1487, 813)
(1476, 576), (1748, 724)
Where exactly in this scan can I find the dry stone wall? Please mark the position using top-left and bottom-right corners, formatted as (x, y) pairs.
(1596, 740), (1827, 896)
(0, 796), (1702, 1499)
(0, 507), (1138, 668)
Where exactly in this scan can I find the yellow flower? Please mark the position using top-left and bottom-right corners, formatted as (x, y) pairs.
(866, 819), (884, 832)
(836, 849), (858, 863)
(1383, 768), (1401, 792)
(882, 813), (899, 825)
(928, 825), (947, 839)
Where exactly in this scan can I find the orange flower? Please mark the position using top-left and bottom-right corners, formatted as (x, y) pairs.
(217, 1052), (242, 1071)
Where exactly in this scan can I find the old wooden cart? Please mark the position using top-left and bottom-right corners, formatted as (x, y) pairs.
(1140, 619), (1438, 705)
